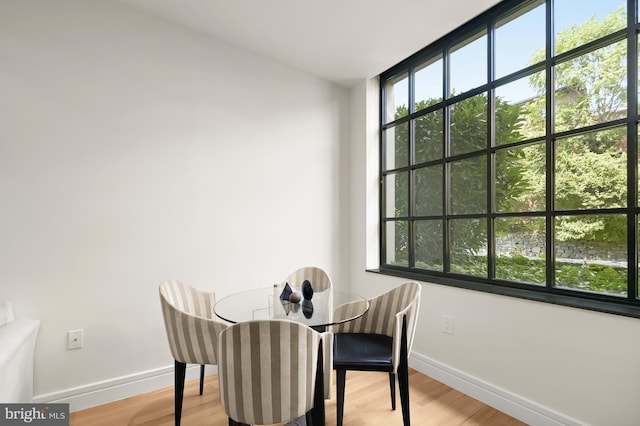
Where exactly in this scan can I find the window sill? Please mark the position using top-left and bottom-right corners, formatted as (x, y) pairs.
(367, 268), (640, 319)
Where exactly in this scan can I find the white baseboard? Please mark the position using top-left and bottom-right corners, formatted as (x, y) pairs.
(33, 353), (583, 424)
(33, 364), (217, 412)
(409, 352), (584, 426)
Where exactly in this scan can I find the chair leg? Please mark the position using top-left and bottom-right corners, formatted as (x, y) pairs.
(336, 369), (346, 426)
(398, 316), (410, 426)
(199, 364), (205, 395)
(398, 362), (409, 425)
(311, 341), (325, 426)
(389, 372), (396, 410)
(175, 360), (186, 426)
(228, 418), (249, 426)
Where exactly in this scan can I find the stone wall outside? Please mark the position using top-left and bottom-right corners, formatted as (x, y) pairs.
(495, 233), (627, 263)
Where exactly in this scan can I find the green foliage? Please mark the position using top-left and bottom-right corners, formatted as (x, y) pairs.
(555, 261), (627, 295)
(387, 7), (631, 295)
(495, 147), (532, 213)
(450, 94), (487, 155)
(496, 254), (545, 285)
(415, 111), (442, 163)
(450, 253), (487, 277)
(524, 6), (628, 242)
(465, 254), (627, 295)
(391, 96), (526, 259)
(555, 134), (627, 211)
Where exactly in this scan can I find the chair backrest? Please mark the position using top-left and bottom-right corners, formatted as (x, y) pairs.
(333, 281), (421, 355)
(218, 320), (323, 425)
(281, 266), (332, 291)
(159, 280), (226, 365)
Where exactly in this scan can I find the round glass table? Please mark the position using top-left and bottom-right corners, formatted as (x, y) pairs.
(213, 286), (369, 330)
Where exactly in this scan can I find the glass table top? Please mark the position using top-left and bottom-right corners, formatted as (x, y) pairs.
(214, 286), (369, 329)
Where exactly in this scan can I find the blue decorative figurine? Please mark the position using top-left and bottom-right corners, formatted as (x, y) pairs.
(301, 279), (313, 300)
(280, 282), (293, 301)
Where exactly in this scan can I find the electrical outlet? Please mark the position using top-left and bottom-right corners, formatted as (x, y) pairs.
(68, 329), (83, 350)
(442, 315), (454, 335)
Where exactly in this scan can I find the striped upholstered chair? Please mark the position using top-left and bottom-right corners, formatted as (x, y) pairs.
(280, 266), (333, 399)
(281, 266), (332, 291)
(217, 319), (326, 426)
(159, 280), (228, 426)
(332, 282), (421, 426)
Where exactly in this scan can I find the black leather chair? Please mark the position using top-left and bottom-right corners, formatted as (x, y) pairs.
(332, 282), (421, 426)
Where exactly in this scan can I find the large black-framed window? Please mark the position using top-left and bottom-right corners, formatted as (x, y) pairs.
(378, 0), (640, 318)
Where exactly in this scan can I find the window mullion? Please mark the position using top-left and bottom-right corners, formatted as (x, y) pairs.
(408, 68), (416, 268)
(487, 20), (496, 280)
(443, 46), (452, 273)
(627, 0), (638, 301)
(545, 0), (556, 290)
(379, 79), (387, 266)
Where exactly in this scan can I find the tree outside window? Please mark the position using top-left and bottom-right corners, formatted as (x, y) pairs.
(380, 0), (635, 309)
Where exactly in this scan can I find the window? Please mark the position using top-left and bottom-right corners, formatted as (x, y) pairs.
(379, 0), (640, 317)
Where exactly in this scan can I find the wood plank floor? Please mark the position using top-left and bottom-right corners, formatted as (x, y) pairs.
(70, 368), (527, 425)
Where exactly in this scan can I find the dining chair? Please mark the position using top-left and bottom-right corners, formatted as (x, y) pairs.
(281, 266), (332, 291)
(217, 319), (326, 426)
(280, 266), (333, 399)
(159, 280), (228, 426)
(331, 282), (421, 426)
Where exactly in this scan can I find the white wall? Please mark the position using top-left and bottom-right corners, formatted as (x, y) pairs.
(0, 0), (349, 407)
(348, 79), (640, 426)
(5, 0), (639, 423)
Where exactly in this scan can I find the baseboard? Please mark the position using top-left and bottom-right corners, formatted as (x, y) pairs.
(34, 353), (584, 423)
(409, 352), (585, 426)
(33, 364), (218, 412)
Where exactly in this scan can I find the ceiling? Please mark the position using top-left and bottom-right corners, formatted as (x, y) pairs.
(117, 0), (502, 87)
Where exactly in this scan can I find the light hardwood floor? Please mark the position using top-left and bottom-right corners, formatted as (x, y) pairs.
(70, 368), (526, 425)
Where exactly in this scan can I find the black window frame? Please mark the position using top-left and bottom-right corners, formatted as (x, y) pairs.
(376, 0), (640, 318)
